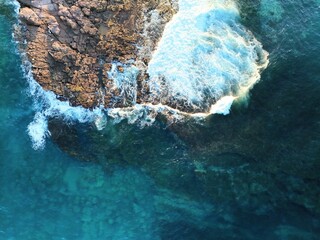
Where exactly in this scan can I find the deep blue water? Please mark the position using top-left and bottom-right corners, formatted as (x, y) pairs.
(1, 0), (320, 239)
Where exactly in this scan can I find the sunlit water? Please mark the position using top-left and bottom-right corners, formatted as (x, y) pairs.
(1, 0), (320, 239)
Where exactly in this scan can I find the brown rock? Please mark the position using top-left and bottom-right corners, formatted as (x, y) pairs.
(20, 7), (42, 26)
(16, 0), (177, 109)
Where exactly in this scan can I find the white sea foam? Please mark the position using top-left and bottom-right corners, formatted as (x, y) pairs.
(107, 62), (139, 105)
(209, 96), (237, 115)
(1, 0), (20, 14)
(27, 112), (50, 150)
(23, 61), (105, 150)
(147, 0), (269, 112)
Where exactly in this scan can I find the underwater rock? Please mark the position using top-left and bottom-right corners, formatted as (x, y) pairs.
(47, 102), (320, 216)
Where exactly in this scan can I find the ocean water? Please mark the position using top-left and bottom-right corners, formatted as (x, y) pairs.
(0, 0), (320, 239)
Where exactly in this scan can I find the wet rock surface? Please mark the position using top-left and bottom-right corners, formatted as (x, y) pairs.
(16, 0), (177, 108)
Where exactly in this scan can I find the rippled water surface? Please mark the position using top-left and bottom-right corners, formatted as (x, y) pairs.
(1, 0), (320, 239)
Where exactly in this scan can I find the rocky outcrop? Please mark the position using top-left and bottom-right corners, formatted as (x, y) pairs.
(16, 0), (177, 108)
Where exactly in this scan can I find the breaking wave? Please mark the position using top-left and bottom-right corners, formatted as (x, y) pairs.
(147, 0), (269, 112)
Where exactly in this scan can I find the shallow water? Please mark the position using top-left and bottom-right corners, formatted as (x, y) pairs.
(1, 0), (320, 239)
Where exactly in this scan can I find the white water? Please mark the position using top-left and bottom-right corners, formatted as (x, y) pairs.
(1, 0), (20, 13)
(11, 0), (268, 149)
(107, 62), (139, 105)
(147, 0), (269, 112)
(24, 61), (105, 150)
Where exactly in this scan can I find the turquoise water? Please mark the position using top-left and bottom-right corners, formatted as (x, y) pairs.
(1, 0), (320, 239)
(0, 3), (158, 239)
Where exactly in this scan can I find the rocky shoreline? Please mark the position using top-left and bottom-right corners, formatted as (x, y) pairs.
(16, 0), (177, 108)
